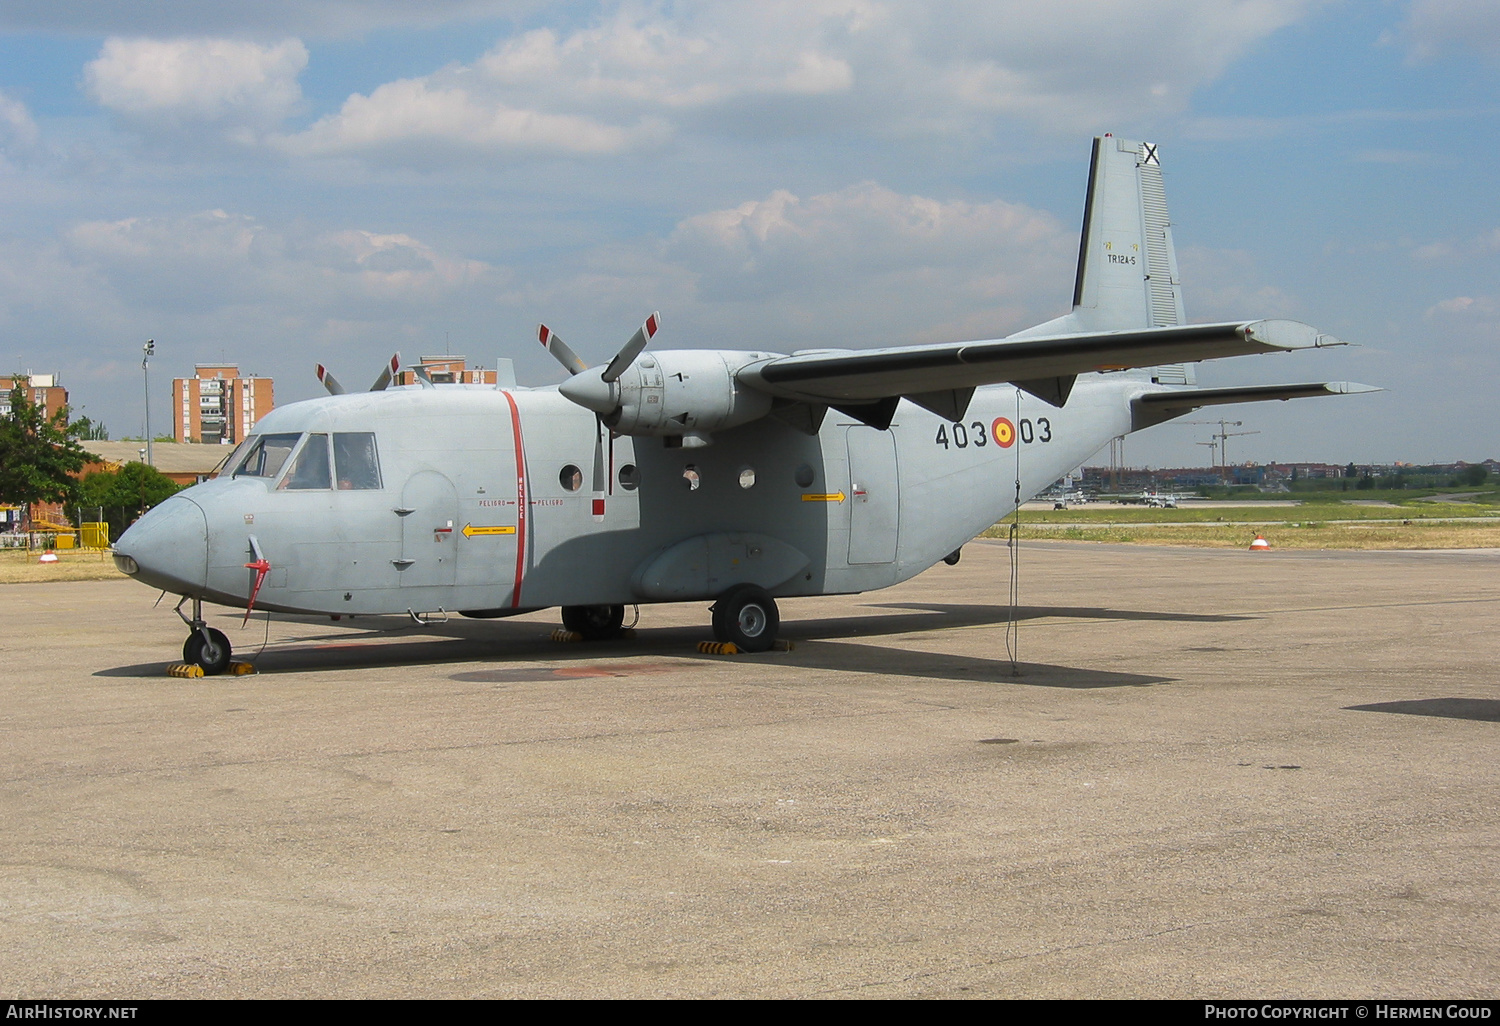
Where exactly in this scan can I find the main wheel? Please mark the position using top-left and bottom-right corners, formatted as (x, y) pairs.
(561, 604), (626, 641)
(183, 627), (232, 675)
(711, 584), (779, 652)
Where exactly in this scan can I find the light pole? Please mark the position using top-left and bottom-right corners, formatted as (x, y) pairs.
(141, 339), (155, 467)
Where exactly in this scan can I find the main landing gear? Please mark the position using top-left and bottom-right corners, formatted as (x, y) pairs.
(175, 596), (232, 675)
(561, 604), (627, 641)
(560, 590), (782, 652)
(711, 584), (779, 652)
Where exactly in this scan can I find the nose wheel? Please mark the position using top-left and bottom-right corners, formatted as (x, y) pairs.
(711, 584), (779, 652)
(183, 627), (232, 675)
(174, 595), (234, 675)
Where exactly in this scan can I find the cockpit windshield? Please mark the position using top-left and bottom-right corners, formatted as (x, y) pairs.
(280, 434), (331, 490)
(227, 430), (383, 489)
(231, 433), (302, 479)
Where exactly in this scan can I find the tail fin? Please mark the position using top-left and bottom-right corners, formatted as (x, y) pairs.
(1019, 136), (1194, 383)
(1072, 135), (1184, 332)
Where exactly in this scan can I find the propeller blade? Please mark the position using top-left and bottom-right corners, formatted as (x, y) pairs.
(592, 416), (607, 493)
(538, 324), (589, 377)
(601, 311), (660, 384)
(369, 353), (401, 392)
(316, 365), (346, 396)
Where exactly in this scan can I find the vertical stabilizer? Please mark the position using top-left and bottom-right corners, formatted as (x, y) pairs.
(1061, 136), (1194, 384)
(1072, 136), (1184, 330)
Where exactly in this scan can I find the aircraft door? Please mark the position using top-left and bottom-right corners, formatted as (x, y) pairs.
(846, 427), (899, 564)
(399, 470), (459, 588)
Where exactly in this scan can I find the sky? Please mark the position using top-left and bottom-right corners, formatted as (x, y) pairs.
(0, 0), (1496, 469)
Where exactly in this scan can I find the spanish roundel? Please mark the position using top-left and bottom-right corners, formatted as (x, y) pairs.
(991, 417), (1016, 448)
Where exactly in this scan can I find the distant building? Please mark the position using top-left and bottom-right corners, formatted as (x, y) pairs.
(172, 365), (273, 445)
(0, 372), (68, 421)
(83, 441), (231, 488)
(394, 355), (499, 386)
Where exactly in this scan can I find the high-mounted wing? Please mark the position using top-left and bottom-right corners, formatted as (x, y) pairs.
(739, 319), (1344, 423)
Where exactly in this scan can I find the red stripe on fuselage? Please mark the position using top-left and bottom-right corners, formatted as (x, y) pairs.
(501, 390), (529, 607)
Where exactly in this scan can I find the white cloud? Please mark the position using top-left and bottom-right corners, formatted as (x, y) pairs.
(609, 181), (1078, 345)
(1425, 296), (1498, 319)
(1174, 246), (1303, 322)
(1398, 0), (1500, 62)
(279, 77), (660, 158)
(1411, 228), (1500, 262)
(0, 1), (543, 38)
(84, 37), (308, 130)
(0, 90), (40, 166)
(275, 0), (1319, 164)
(64, 209), (494, 312)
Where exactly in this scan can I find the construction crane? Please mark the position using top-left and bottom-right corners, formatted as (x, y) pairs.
(1173, 419), (1264, 469)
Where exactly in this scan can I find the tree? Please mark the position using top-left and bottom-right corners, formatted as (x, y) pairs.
(1457, 465), (1489, 487)
(70, 416), (110, 441)
(75, 463), (181, 539)
(0, 377), (90, 515)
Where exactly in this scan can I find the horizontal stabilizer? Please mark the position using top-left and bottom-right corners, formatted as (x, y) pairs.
(742, 319), (1345, 409)
(1132, 381), (1380, 429)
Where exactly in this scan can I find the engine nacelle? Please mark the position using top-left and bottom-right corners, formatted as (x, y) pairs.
(561, 350), (776, 437)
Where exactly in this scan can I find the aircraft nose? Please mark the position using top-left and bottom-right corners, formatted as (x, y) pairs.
(113, 495), (208, 594)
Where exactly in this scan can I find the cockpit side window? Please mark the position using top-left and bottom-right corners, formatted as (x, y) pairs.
(231, 433), (302, 479)
(333, 432), (382, 490)
(281, 433), (332, 490)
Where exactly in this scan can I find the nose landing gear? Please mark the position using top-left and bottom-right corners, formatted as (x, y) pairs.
(175, 595), (233, 675)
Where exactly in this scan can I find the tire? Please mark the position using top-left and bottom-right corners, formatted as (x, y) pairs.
(183, 627), (232, 675)
(711, 584), (779, 652)
(943, 548), (962, 566)
(561, 604), (626, 641)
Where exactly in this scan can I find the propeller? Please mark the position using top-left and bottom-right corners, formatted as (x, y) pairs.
(369, 352), (401, 391)
(555, 312), (661, 419)
(316, 353), (401, 396)
(602, 312), (659, 383)
(316, 365), (345, 396)
(537, 324), (588, 376)
(540, 313), (661, 520)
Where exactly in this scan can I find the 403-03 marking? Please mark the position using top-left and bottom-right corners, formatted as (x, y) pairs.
(934, 416), (1052, 450)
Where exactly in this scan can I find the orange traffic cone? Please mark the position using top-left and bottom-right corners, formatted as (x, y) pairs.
(38, 549), (59, 563)
(1249, 534), (1270, 552)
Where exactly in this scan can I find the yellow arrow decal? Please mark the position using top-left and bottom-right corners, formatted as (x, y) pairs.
(801, 492), (847, 503)
(462, 523), (517, 537)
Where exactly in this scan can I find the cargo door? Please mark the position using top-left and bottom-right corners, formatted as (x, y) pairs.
(846, 427), (899, 564)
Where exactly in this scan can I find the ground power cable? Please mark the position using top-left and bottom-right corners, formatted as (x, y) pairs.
(1006, 387), (1022, 675)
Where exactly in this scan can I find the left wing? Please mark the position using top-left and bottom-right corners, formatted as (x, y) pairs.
(738, 319), (1344, 426)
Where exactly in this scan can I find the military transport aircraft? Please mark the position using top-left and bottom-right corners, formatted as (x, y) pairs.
(113, 136), (1375, 673)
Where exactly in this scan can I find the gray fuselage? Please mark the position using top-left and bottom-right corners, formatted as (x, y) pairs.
(115, 371), (1141, 617)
